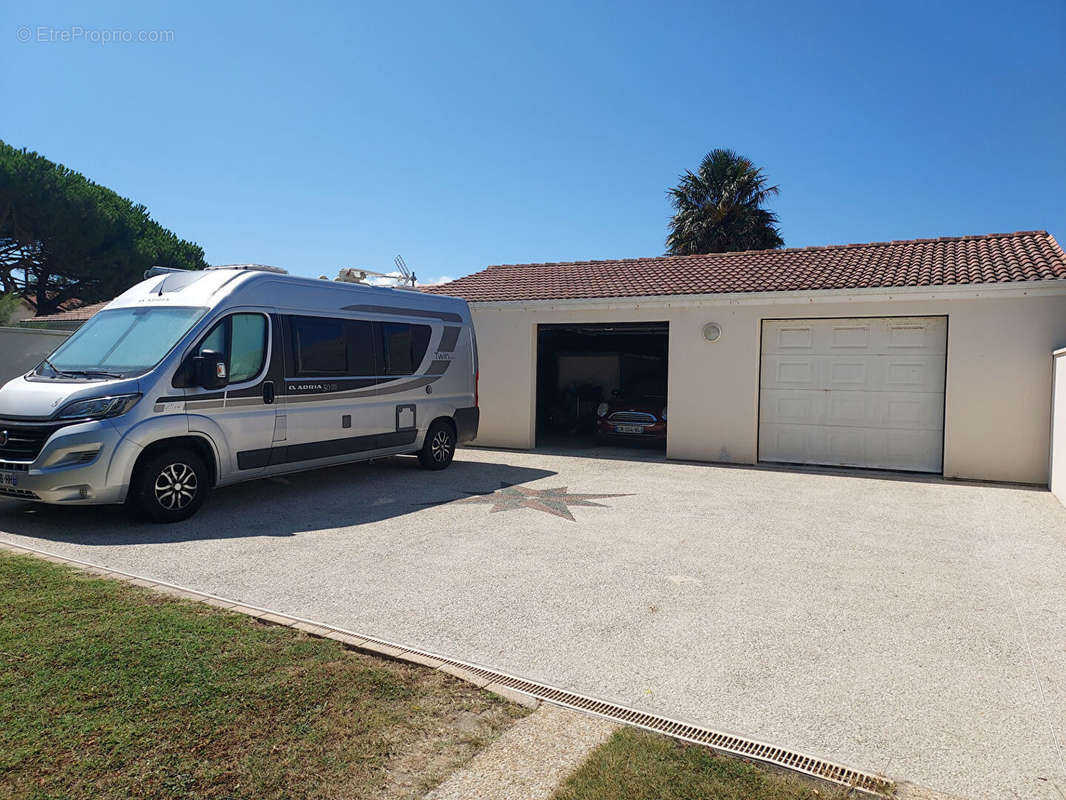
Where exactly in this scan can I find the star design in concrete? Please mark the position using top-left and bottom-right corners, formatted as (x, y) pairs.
(456, 482), (631, 522)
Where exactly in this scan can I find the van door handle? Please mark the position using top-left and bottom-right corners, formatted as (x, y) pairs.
(263, 381), (275, 405)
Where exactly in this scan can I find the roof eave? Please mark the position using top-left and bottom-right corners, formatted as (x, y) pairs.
(461, 279), (1066, 310)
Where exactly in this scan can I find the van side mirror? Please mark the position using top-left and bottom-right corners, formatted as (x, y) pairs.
(193, 350), (228, 390)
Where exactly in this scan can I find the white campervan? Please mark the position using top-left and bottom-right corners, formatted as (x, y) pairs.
(0, 265), (478, 522)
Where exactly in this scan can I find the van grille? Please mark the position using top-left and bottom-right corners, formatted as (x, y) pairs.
(0, 486), (39, 500)
(608, 411), (657, 424)
(0, 420), (70, 463)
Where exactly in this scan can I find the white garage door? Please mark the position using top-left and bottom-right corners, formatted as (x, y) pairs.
(759, 317), (946, 472)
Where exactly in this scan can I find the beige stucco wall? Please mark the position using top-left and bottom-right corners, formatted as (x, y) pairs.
(1052, 349), (1066, 503)
(469, 288), (1066, 485)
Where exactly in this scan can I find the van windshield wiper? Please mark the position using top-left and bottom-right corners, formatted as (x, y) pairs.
(41, 357), (77, 378)
(63, 369), (126, 379)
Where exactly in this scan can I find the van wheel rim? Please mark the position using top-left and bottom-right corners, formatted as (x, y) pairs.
(431, 431), (453, 463)
(154, 463), (198, 510)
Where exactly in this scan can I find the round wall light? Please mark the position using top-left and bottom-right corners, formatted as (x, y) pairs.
(702, 322), (722, 342)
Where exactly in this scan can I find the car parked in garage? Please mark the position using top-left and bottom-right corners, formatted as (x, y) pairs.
(595, 393), (666, 443)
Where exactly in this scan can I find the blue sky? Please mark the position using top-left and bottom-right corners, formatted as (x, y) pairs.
(3, 0), (1064, 284)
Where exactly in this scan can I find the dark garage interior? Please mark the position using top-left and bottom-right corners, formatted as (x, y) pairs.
(535, 322), (668, 448)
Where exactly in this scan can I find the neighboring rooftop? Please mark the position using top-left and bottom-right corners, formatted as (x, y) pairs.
(22, 296), (84, 314)
(425, 231), (1066, 303)
(23, 300), (110, 324)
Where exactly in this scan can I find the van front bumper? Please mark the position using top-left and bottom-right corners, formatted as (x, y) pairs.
(0, 419), (131, 505)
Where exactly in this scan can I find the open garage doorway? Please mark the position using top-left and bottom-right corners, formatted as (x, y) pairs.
(535, 322), (669, 453)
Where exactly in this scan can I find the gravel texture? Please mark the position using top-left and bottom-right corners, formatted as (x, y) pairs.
(2, 446), (1065, 799)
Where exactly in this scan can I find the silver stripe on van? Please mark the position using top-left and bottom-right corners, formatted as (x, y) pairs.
(225, 396), (268, 407)
(282, 360), (452, 403)
(339, 304), (463, 323)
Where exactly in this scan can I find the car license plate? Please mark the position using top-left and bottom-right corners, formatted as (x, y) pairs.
(0, 471), (17, 488)
(614, 424), (643, 434)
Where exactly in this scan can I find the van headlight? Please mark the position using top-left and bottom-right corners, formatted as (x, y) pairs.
(596, 402), (608, 418)
(56, 394), (141, 420)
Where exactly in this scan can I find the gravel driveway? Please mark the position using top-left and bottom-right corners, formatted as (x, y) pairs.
(2, 446), (1065, 799)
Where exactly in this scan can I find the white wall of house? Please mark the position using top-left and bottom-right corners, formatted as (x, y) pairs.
(1052, 348), (1066, 504)
(469, 283), (1066, 485)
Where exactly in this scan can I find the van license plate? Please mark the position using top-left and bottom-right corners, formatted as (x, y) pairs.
(0, 471), (17, 488)
(614, 424), (643, 434)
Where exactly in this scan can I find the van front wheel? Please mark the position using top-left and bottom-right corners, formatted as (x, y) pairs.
(129, 447), (210, 523)
(418, 421), (455, 470)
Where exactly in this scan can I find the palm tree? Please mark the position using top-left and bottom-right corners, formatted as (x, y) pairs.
(666, 149), (784, 255)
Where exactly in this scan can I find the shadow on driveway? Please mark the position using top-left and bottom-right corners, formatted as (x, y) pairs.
(0, 455), (555, 546)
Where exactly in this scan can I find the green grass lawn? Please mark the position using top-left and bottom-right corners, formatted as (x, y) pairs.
(0, 552), (528, 800)
(552, 727), (855, 800)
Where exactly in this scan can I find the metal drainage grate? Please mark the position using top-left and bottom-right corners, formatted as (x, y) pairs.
(0, 541), (894, 797)
(369, 640), (895, 796)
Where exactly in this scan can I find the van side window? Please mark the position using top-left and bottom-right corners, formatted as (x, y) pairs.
(199, 320), (226, 358)
(292, 316), (347, 375)
(179, 313), (267, 387)
(347, 320), (376, 376)
(229, 315), (268, 382)
(381, 322), (431, 375)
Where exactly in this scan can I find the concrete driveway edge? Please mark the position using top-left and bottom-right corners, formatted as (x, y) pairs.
(0, 537), (899, 798)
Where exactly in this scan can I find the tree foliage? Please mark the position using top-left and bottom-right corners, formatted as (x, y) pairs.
(0, 292), (20, 326)
(0, 141), (207, 316)
(666, 149), (784, 255)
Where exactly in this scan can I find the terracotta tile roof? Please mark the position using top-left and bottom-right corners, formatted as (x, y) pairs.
(23, 296), (84, 313)
(425, 231), (1066, 303)
(27, 300), (110, 322)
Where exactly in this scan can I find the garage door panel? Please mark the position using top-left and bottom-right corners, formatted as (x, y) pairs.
(761, 389), (944, 430)
(826, 426), (867, 464)
(761, 354), (945, 393)
(827, 392), (869, 426)
(882, 393), (944, 430)
(763, 317), (947, 356)
(759, 317), (946, 472)
(884, 319), (947, 353)
(765, 323), (816, 352)
(829, 323), (872, 350)
(759, 423), (822, 463)
(884, 429), (944, 468)
(833, 391), (943, 431)
(883, 358), (945, 391)
(759, 423), (944, 471)
(760, 389), (825, 425)
(760, 356), (820, 390)
(828, 359), (868, 388)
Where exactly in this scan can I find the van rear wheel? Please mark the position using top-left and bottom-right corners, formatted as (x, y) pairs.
(418, 420), (455, 470)
(129, 447), (210, 523)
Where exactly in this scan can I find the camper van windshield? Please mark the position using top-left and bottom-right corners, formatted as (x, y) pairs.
(40, 306), (208, 378)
